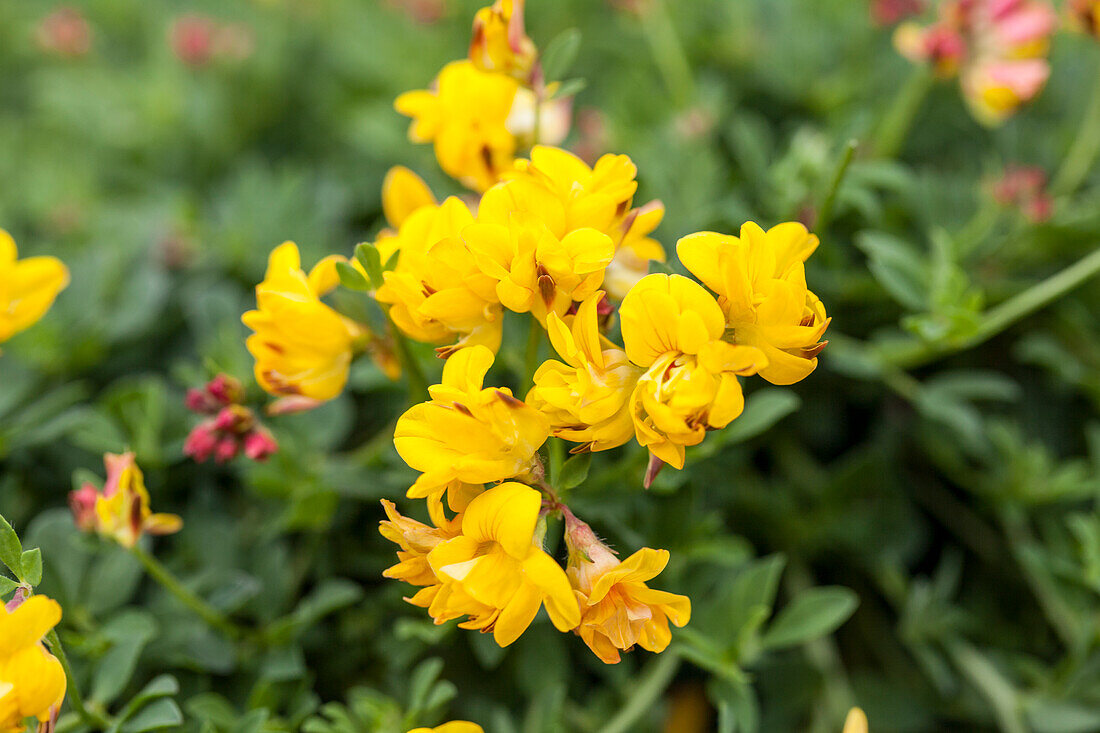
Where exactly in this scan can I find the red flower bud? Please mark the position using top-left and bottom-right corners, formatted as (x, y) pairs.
(214, 405), (253, 433)
(206, 374), (244, 405)
(69, 484), (100, 531)
(183, 423), (219, 462)
(214, 437), (240, 464)
(185, 387), (212, 414)
(243, 427), (278, 461)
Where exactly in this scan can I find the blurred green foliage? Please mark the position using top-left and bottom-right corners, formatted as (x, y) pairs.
(2, 0), (1100, 731)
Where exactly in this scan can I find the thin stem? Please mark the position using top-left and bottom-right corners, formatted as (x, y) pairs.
(602, 652), (681, 733)
(130, 544), (248, 641)
(885, 244), (1100, 369)
(640, 0), (695, 108)
(872, 65), (934, 159)
(46, 628), (111, 730)
(816, 139), (858, 234)
(523, 315), (543, 392)
(1051, 54), (1100, 197)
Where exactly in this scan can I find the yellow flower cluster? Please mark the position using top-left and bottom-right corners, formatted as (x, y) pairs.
(0, 595), (67, 732)
(0, 229), (69, 348)
(245, 0), (827, 665)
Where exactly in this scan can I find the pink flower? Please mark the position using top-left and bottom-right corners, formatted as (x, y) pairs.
(894, 0), (1055, 124)
(184, 422), (219, 462)
(170, 15), (217, 67)
(992, 165), (1053, 222)
(69, 484), (99, 532)
(214, 437), (239, 464)
(871, 0), (926, 27)
(243, 428), (278, 461)
(35, 7), (92, 58)
(205, 374), (244, 406)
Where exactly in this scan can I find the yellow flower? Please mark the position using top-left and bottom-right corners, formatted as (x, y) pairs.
(394, 346), (550, 499)
(425, 483), (580, 647)
(604, 200), (666, 302)
(243, 241), (368, 402)
(564, 511), (690, 665)
(408, 723), (484, 733)
(379, 493), (464, 606)
(68, 452), (182, 549)
(469, 0), (536, 81)
(0, 229), (69, 345)
(677, 222), (829, 386)
(464, 211), (614, 322)
(374, 197), (504, 357)
(0, 595), (66, 732)
(843, 708), (868, 733)
(395, 60), (521, 192)
(485, 146), (641, 241)
(527, 293), (640, 452)
(619, 274), (767, 469)
(382, 166), (437, 236)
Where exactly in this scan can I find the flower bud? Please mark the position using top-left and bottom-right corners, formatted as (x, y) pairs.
(68, 484), (100, 531)
(183, 422), (219, 462)
(206, 373), (244, 405)
(214, 437), (239, 464)
(243, 427), (278, 461)
(214, 404), (254, 433)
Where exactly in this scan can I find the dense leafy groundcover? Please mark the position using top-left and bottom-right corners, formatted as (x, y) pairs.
(2, 0), (1100, 731)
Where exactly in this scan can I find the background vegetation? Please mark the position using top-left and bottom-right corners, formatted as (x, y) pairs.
(2, 0), (1100, 731)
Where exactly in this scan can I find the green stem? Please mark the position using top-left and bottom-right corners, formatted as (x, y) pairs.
(130, 544), (248, 641)
(601, 651), (682, 733)
(872, 65), (934, 159)
(46, 628), (111, 730)
(523, 315), (543, 392)
(886, 244), (1100, 369)
(816, 139), (858, 234)
(1051, 54), (1100, 197)
(640, 0), (695, 108)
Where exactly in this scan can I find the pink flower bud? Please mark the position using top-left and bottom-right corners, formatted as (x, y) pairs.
(68, 484), (99, 531)
(205, 374), (244, 405)
(243, 427), (278, 462)
(214, 437), (240, 464)
(36, 6), (92, 58)
(267, 395), (325, 415)
(185, 388), (211, 414)
(214, 405), (253, 433)
(183, 423), (219, 462)
(170, 15), (216, 67)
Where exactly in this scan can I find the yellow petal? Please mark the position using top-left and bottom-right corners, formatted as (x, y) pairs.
(461, 482), (540, 558)
(382, 166), (437, 228)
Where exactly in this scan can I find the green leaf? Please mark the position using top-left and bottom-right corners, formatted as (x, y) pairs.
(550, 78), (587, 100)
(0, 576), (19, 597)
(540, 28), (581, 82)
(719, 388), (802, 446)
(406, 657), (443, 716)
(92, 610), (159, 705)
(119, 699), (184, 732)
(354, 242), (385, 289)
(20, 548), (42, 586)
(0, 515), (23, 579)
(335, 261), (370, 292)
(558, 452), (592, 490)
(760, 586), (858, 649)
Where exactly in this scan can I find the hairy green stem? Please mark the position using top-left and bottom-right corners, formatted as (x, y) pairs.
(640, 0), (695, 108)
(815, 139), (858, 234)
(601, 651), (681, 733)
(872, 65), (934, 159)
(1051, 55), (1100, 197)
(46, 628), (111, 730)
(130, 544), (247, 641)
(885, 244), (1100, 369)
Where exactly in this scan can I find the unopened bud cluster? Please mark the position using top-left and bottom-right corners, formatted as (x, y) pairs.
(184, 374), (278, 463)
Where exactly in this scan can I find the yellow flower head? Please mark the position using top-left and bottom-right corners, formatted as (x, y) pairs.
(677, 222), (829, 386)
(464, 211), (615, 323)
(379, 493), (466, 607)
(375, 197), (504, 357)
(243, 241), (367, 402)
(0, 229), (69, 346)
(394, 346), (551, 499)
(604, 200), (667, 302)
(564, 512), (690, 665)
(381, 166), (438, 239)
(485, 146), (641, 242)
(424, 483), (580, 647)
(68, 452), (182, 549)
(0, 595), (66, 732)
(619, 274), (767, 469)
(469, 0), (536, 81)
(408, 723), (485, 733)
(527, 293), (640, 452)
(395, 60), (522, 192)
